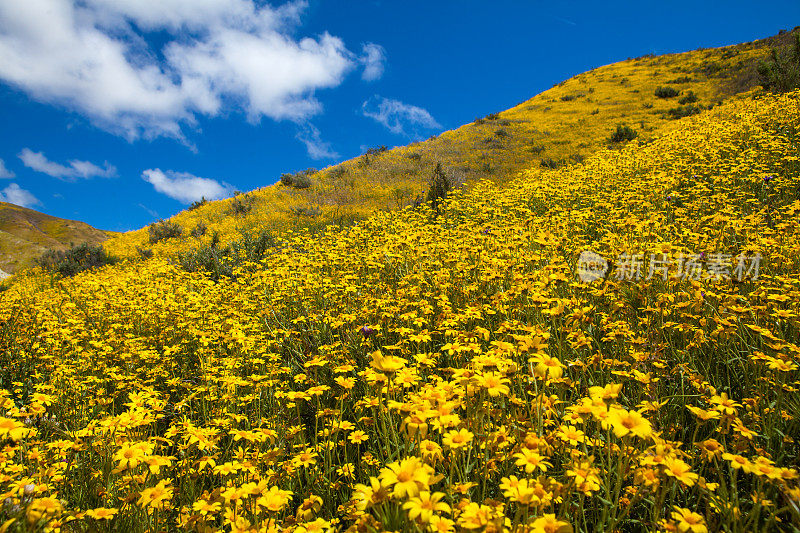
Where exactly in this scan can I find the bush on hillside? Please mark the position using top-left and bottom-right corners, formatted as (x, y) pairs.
(148, 220), (183, 244)
(758, 33), (800, 92)
(229, 195), (254, 216)
(188, 197), (207, 211)
(280, 169), (315, 189)
(678, 91), (698, 104)
(667, 105), (703, 119)
(425, 163), (453, 211)
(37, 243), (116, 278)
(654, 86), (680, 98)
(609, 124), (638, 144)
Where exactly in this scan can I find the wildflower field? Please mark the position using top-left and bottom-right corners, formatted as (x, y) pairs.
(1, 88), (799, 532)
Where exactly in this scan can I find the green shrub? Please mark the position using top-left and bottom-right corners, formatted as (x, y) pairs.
(190, 222), (208, 238)
(529, 144), (545, 155)
(148, 220), (183, 244)
(290, 205), (321, 218)
(37, 243), (116, 278)
(485, 112), (500, 121)
(758, 33), (800, 93)
(229, 195), (254, 216)
(667, 76), (693, 84)
(279, 169), (315, 189)
(188, 197), (207, 211)
(178, 230), (278, 281)
(425, 163), (453, 211)
(654, 86), (679, 98)
(667, 105), (702, 119)
(136, 247), (154, 260)
(678, 91), (698, 104)
(609, 124), (638, 144)
(540, 158), (561, 169)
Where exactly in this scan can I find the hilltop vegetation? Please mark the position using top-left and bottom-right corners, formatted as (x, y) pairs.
(1, 82), (799, 533)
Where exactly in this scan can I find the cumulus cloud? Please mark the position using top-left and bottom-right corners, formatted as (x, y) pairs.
(296, 124), (339, 160)
(0, 159), (14, 178)
(0, 0), (369, 141)
(362, 95), (440, 136)
(360, 43), (386, 81)
(142, 168), (233, 204)
(0, 183), (40, 208)
(18, 149), (117, 180)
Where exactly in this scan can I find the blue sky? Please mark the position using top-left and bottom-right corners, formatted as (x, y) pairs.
(0, 1), (798, 231)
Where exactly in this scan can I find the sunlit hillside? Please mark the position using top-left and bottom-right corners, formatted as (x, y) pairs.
(102, 30), (798, 261)
(0, 202), (111, 274)
(1, 78), (799, 533)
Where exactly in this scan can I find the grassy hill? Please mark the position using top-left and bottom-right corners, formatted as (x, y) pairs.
(1, 30), (799, 533)
(0, 202), (111, 274)
(102, 29), (798, 261)
(1, 82), (799, 533)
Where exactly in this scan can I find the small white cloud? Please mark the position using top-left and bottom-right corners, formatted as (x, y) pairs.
(362, 95), (440, 136)
(360, 43), (386, 81)
(142, 168), (233, 204)
(296, 124), (338, 159)
(0, 183), (40, 208)
(19, 149), (117, 180)
(0, 159), (14, 179)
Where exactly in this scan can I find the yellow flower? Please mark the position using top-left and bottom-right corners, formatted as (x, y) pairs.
(670, 507), (707, 533)
(256, 486), (293, 512)
(370, 350), (407, 373)
(530, 354), (565, 379)
(192, 499), (222, 516)
(530, 514), (573, 533)
(476, 371), (510, 397)
(0, 417), (29, 442)
(352, 476), (390, 510)
(86, 507), (118, 520)
(663, 458), (698, 487)
(348, 430), (369, 444)
(443, 428), (474, 450)
(402, 491), (450, 523)
(607, 408), (653, 439)
(114, 441), (151, 471)
(137, 480), (173, 509)
(379, 457), (433, 498)
(514, 448), (552, 474)
(293, 447), (319, 468)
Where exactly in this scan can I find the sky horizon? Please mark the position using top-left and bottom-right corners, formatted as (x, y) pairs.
(1, 1), (799, 231)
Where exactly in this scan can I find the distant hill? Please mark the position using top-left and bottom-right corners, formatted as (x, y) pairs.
(0, 202), (111, 274)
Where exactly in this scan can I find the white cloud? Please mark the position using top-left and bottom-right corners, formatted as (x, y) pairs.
(0, 183), (40, 208)
(296, 124), (338, 160)
(142, 168), (233, 204)
(0, 159), (14, 178)
(18, 148), (117, 180)
(360, 43), (386, 81)
(362, 95), (440, 136)
(0, 0), (368, 141)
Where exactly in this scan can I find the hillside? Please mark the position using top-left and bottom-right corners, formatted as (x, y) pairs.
(1, 83), (799, 531)
(0, 202), (111, 274)
(101, 29), (798, 261)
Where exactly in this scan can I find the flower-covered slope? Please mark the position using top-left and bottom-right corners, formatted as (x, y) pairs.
(1, 90), (799, 531)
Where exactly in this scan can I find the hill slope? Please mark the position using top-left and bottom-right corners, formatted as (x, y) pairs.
(0, 202), (111, 274)
(101, 29), (798, 260)
(1, 85), (799, 531)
